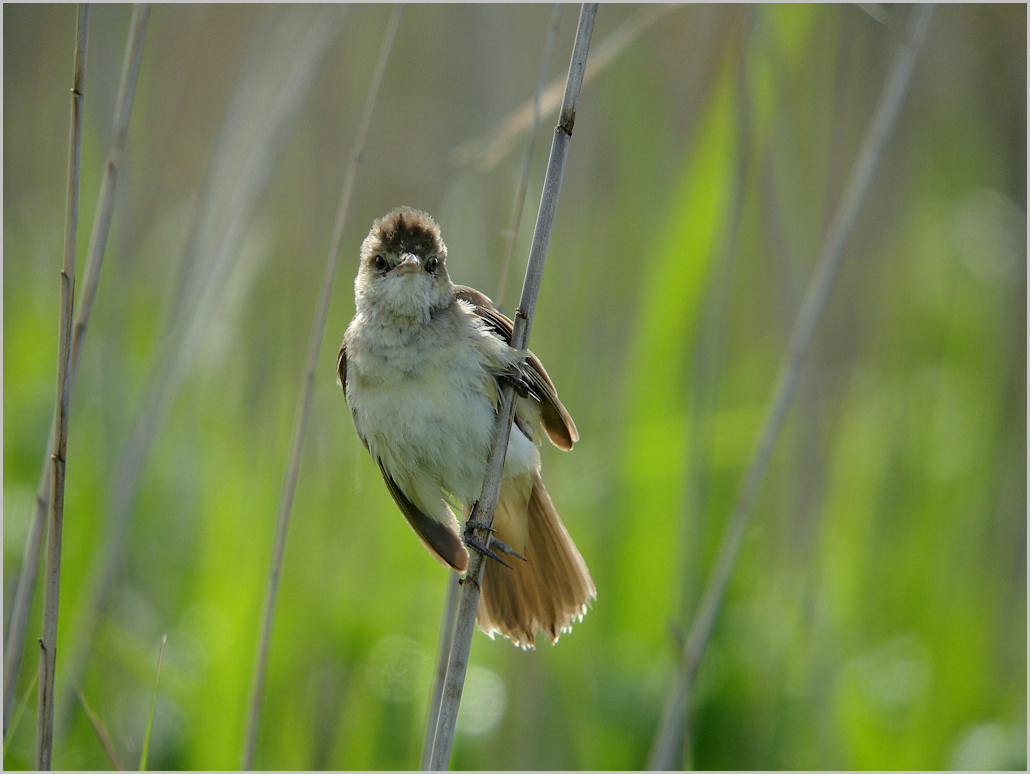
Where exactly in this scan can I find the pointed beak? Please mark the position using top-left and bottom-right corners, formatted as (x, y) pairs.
(393, 253), (422, 274)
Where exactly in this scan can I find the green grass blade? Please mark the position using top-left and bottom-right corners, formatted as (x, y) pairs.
(3, 671), (38, 759)
(138, 634), (167, 771)
(74, 682), (125, 770)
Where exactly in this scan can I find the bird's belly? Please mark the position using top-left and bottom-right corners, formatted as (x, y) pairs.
(353, 360), (498, 505)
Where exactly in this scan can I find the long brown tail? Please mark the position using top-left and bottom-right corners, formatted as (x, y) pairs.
(476, 469), (595, 649)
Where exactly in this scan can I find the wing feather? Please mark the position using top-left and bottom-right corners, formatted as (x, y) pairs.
(378, 463), (469, 572)
(336, 342), (347, 389)
(454, 285), (578, 451)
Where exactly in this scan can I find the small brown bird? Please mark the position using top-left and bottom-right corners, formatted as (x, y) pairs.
(337, 207), (595, 648)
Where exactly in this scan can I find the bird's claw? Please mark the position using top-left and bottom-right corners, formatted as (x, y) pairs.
(489, 538), (527, 562)
(464, 516), (527, 567)
(464, 534), (512, 569)
(500, 371), (542, 402)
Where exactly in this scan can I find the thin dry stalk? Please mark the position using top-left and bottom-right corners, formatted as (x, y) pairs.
(53, 7), (344, 734)
(419, 573), (460, 770)
(36, 5), (89, 770)
(425, 5), (597, 770)
(452, 3), (675, 171)
(495, 4), (562, 309)
(4, 4), (150, 735)
(646, 6), (934, 768)
(421, 9), (560, 763)
(239, 7), (403, 769)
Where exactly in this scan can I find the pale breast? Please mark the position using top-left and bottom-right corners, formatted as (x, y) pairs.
(345, 318), (500, 507)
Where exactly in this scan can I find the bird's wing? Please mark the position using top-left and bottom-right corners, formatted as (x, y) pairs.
(337, 341), (364, 436)
(378, 462), (469, 572)
(454, 285), (579, 451)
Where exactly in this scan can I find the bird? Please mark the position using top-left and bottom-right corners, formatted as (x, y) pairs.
(337, 206), (595, 648)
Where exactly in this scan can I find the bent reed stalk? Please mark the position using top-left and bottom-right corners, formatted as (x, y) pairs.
(646, 6), (935, 768)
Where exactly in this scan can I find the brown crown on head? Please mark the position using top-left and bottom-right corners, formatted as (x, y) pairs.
(369, 207), (447, 259)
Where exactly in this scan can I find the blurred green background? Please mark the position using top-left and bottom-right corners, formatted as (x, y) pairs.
(3, 3), (1026, 770)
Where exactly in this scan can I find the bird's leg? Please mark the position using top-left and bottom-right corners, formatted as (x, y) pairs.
(464, 502), (527, 567)
(499, 369), (542, 402)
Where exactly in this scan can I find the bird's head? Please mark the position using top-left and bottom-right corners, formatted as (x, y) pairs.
(355, 207), (453, 321)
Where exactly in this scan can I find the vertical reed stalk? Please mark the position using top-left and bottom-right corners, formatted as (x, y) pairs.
(4, 4), (150, 736)
(240, 7), (403, 769)
(419, 573), (460, 770)
(51, 9), (342, 734)
(36, 5), (89, 769)
(425, 5), (597, 770)
(421, 9), (561, 765)
(495, 4), (562, 309)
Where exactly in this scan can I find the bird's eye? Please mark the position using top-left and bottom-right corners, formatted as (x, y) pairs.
(425, 255), (438, 273)
(373, 254), (388, 272)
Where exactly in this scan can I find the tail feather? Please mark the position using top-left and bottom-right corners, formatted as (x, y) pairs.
(476, 469), (595, 648)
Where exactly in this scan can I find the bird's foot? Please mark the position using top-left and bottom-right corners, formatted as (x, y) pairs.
(464, 513), (527, 567)
(500, 370), (541, 402)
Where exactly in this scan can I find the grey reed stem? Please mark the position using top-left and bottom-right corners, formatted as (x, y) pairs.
(37, 5), (89, 769)
(425, 5), (597, 770)
(4, 4), (149, 737)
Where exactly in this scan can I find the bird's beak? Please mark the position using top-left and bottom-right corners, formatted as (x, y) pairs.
(393, 253), (422, 274)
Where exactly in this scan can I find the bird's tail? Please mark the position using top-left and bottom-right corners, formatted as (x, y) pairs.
(475, 469), (595, 649)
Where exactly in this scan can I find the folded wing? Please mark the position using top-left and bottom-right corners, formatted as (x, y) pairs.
(454, 285), (578, 452)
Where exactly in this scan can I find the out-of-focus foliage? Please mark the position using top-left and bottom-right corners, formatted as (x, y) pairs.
(3, 4), (1025, 770)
